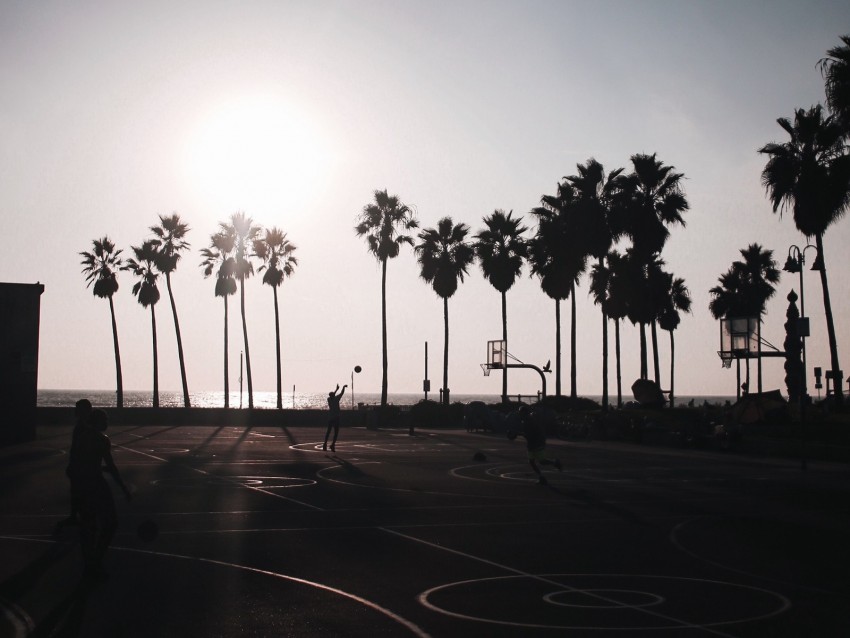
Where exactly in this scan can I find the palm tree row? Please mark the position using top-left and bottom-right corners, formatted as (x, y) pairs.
(357, 153), (692, 409)
(81, 212), (297, 410)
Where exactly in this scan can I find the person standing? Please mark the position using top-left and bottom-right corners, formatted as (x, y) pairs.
(76, 408), (131, 581)
(60, 398), (93, 529)
(323, 384), (347, 452)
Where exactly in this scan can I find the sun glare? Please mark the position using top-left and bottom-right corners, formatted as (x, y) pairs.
(182, 96), (332, 213)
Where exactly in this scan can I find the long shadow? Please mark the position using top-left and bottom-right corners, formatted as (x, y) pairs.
(0, 540), (75, 602)
(30, 580), (91, 638)
(326, 453), (367, 477)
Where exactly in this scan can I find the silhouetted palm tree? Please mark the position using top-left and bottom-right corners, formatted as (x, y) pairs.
(80, 237), (124, 408)
(355, 190), (419, 407)
(123, 241), (161, 408)
(221, 212), (261, 408)
(820, 34), (850, 131)
(200, 230), (238, 408)
(566, 158), (625, 407)
(657, 274), (691, 407)
(622, 250), (667, 381)
(253, 228), (298, 410)
(475, 210), (528, 403)
(529, 192), (585, 398)
(620, 153), (689, 259)
(415, 217), (475, 405)
(759, 105), (850, 401)
(150, 213), (191, 407)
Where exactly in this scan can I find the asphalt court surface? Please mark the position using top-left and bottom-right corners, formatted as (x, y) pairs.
(1, 423), (849, 637)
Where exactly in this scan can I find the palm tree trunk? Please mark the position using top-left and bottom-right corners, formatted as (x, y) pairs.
(602, 310), (609, 410)
(639, 323), (648, 379)
(570, 283), (577, 399)
(757, 318), (763, 394)
(165, 274), (190, 408)
(151, 305), (159, 409)
(555, 299), (561, 397)
(381, 258), (388, 407)
(815, 234), (843, 403)
(669, 329), (675, 408)
(443, 296), (449, 405)
(240, 278), (254, 409)
(651, 320), (660, 385)
(615, 318), (622, 407)
(273, 286), (282, 410)
(501, 290), (508, 403)
(223, 296), (229, 409)
(108, 295), (123, 409)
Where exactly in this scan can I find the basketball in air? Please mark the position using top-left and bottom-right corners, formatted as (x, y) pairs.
(354, 365), (362, 373)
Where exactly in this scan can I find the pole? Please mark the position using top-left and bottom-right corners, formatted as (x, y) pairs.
(293, 385), (296, 409)
(351, 370), (354, 410)
(239, 351), (244, 410)
(799, 259), (807, 471)
(424, 341), (429, 402)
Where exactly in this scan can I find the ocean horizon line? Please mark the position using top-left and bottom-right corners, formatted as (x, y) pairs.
(38, 389), (738, 410)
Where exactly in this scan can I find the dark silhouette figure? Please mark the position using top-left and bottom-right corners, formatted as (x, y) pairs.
(73, 408), (131, 582)
(60, 399), (93, 529)
(508, 406), (562, 485)
(323, 384), (346, 452)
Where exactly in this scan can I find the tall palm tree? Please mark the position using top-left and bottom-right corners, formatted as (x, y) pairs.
(620, 153), (689, 378)
(622, 250), (667, 381)
(529, 194), (586, 398)
(820, 34), (850, 131)
(80, 237), (124, 408)
(415, 217), (475, 405)
(759, 105), (850, 401)
(475, 210), (528, 403)
(221, 212), (261, 408)
(150, 214), (191, 407)
(657, 274), (691, 407)
(355, 189), (419, 407)
(200, 230), (238, 408)
(123, 241), (162, 408)
(566, 158), (625, 407)
(253, 228), (298, 410)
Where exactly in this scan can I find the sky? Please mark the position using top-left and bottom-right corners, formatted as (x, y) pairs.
(3, 0), (850, 401)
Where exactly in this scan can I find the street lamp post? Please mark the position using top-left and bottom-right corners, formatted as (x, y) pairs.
(784, 244), (820, 471)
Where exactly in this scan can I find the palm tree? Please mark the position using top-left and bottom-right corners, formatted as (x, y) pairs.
(475, 210), (528, 403)
(80, 237), (124, 408)
(415, 217), (475, 405)
(200, 230), (238, 408)
(565, 158), (625, 407)
(253, 228), (298, 410)
(620, 153), (689, 378)
(622, 250), (667, 381)
(123, 241), (162, 408)
(820, 34), (850, 131)
(529, 193), (586, 398)
(221, 212), (261, 408)
(759, 105), (850, 402)
(657, 274), (691, 407)
(355, 189), (419, 407)
(150, 213), (191, 407)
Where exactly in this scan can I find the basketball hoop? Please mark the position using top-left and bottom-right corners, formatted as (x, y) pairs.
(481, 363), (491, 377)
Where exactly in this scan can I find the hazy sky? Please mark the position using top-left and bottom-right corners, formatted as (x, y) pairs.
(3, 0), (850, 400)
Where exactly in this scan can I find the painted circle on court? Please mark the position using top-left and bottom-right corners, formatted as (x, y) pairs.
(419, 574), (790, 630)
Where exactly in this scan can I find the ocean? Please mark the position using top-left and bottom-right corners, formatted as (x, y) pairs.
(37, 389), (736, 409)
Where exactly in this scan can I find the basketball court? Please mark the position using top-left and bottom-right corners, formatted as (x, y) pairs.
(1, 422), (848, 636)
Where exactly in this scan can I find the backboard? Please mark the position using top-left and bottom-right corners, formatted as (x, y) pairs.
(718, 317), (759, 364)
(487, 339), (506, 369)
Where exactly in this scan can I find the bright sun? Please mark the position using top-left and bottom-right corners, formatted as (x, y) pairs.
(182, 95), (332, 213)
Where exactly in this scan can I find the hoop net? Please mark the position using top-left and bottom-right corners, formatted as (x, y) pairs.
(718, 351), (733, 369)
(480, 363), (491, 377)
